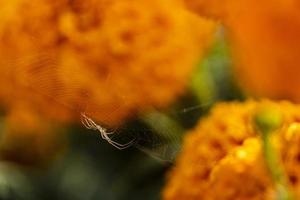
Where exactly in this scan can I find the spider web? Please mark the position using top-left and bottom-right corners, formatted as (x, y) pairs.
(3, 51), (211, 163)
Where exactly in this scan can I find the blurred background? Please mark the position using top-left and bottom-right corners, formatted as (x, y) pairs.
(4, 0), (299, 199)
(0, 34), (241, 200)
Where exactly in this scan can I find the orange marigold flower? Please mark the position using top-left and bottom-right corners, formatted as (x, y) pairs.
(183, 0), (300, 102)
(0, 0), (216, 125)
(163, 100), (300, 200)
(206, 138), (274, 200)
(0, 0), (79, 123)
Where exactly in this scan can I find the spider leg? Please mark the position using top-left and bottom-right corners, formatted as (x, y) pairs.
(104, 137), (135, 150)
(81, 113), (101, 131)
(81, 113), (94, 129)
(82, 117), (93, 129)
(99, 128), (135, 150)
(81, 113), (135, 150)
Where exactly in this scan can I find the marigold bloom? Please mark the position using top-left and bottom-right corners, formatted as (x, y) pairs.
(206, 139), (274, 200)
(0, 0), (216, 125)
(183, 0), (300, 102)
(163, 100), (300, 200)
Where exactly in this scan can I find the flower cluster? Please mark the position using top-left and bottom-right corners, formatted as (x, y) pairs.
(0, 0), (216, 126)
(163, 100), (300, 200)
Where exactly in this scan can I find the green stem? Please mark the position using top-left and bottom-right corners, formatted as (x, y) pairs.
(262, 133), (294, 200)
(190, 61), (217, 105)
(255, 109), (294, 200)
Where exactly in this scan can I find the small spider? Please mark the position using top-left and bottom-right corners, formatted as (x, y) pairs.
(81, 113), (135, 150)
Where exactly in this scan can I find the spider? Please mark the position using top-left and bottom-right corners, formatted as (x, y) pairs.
(80, 113), (135, 150)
